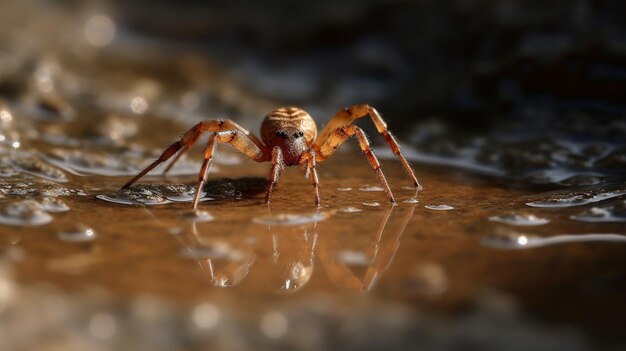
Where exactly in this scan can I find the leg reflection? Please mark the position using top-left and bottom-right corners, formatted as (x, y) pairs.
(318, 203), (417, 291)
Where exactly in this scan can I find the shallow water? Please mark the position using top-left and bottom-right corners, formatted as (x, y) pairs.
(1, 1), (626, 350)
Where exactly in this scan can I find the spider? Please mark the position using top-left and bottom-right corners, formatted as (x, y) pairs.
(121, 104), (421, 208)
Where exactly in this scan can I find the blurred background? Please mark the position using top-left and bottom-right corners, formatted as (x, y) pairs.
(0, 0), (625, 350)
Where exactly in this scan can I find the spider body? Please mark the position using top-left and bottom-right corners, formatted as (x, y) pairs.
(121, 104), (421, 208)
(261, 108), (317, 166)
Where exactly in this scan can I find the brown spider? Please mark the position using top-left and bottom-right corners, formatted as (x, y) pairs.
(121, 104), (421, 208)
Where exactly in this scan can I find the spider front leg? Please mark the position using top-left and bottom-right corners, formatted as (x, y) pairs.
(265, 146), (284, 205)
(315, 125), (396, 204)
(317, 104), (421, 189)
(192, 130), (268, 209)
(298, 149), (321, 206)
(121, 119), (264, 189)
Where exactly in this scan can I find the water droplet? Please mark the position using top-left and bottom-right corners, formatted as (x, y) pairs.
(339, 206), (362, 213)
(260, 312), (288, 339)
(0, 200), (52, 226)
(336, 250), (370, 266)
(402, 198), (419, 204)
(89, 313), (117, 339)
(11, 157), (67, 182)
(526, 189), (626, 208)
(180, 242), (243, 261)
(358, 186), (385, 192)
(57, 226), (97, 242)
(0, 109), (12, 123)
(181, 210), (214, 222)
(570, 206), (626, 222)
(130, 96), (148, 114)
(425, 204), (454, 211)
(337, 187), (352, 191)
(482, 230), (626, 249)
(252, 212), (329, 226)
(96, 194), (171, 206)
(488, 214), (549, 226)
(362, 202), (380, 207)
(39, 197), (70, 212)
(192, 303), (220, 329)
(85, 15), (116, 47)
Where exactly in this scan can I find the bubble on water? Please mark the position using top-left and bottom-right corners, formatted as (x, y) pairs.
(181, 210), (214, 222)
(10, 157), (67, 182)
(337, 187), (352, 191)
(402, 198), (419, 204)
(39, 197), (70, 212)
(57, 226), (98, 242)
(425, 204), (454, 211)
(526, 189), (626, 208)
(488, 214), (550, 226)
(570, 206), (626, 223)
(339, 206), (362, 213)
(362, 202), (380, 207)
(358, 186), (385, 192)
(336, 250), (370, 266)
(0, 200), (52, 226)
(482, 229), (626, 249)
(252, 212), (329, 226)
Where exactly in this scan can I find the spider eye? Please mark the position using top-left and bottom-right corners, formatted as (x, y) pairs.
(298, 131), (304, 137)
(276, 131), (286, 138)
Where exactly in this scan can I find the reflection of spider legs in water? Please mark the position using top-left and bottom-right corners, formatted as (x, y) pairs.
(179, 221), (257, 288)
(318, 204), (417, 291)
(178, 201), (417, 291)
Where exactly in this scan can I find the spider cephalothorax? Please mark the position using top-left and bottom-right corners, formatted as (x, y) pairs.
(122, 105), (421, 207)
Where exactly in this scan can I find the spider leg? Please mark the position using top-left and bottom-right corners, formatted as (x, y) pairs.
(265, 146), (284, 205)
(122, 119), (266, 190)
(301, 149), (321, 206)
(316, 125), (396, 204)
(192, 130), (268, 209)
(317, 104), (421, 189)
(162, 119), (264, 179)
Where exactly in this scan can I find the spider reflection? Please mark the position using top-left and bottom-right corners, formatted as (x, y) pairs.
(177, 201), (417, 292)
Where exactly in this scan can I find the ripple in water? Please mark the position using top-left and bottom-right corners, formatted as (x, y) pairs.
(526, 189), (626, 208)
(57, 226), (98, 242)
(488, 214), (550, 226)
(425, 205), (454, 211)
(0, 200), (52, 226)
(252, 212), (329, 226)
(337, 187), (352, 191)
